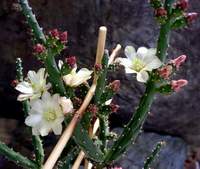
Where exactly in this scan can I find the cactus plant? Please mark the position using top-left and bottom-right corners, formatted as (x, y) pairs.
(0, 0), (197, 168)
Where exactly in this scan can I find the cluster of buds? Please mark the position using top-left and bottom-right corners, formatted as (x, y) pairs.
(175, 0), (189, 11)
(48, 29), (68, 44)
(94, 63), (102, 72)
(65, 56), (77, 68)
(158, 55), (186, 79)
(157, 55), (188, 93)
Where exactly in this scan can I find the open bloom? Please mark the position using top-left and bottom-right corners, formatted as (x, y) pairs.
(116, 46), (162, 83)
(63, 66), (93, 87)
(25, 92), (68, 136)
(15, 68), (51, 101)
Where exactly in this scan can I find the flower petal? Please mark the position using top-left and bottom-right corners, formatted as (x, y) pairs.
(136, 71), (149, 83)
(144, 58), (162, 71)
(39, 124), (51, 136)
(17, 93), (33, 101)
(125, 46), (136, 60)
(52, 124), (62, 135)
(25, 114), (42, 126)
(15, 82), (33, 94)
(137, 47), (148, 60)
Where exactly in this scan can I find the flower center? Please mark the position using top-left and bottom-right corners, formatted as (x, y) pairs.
(44, 111), (57, 121)
(132, 58), (145, 72)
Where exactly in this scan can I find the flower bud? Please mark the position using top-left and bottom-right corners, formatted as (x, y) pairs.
(110, 103), (120, 113)
(49, 29), (59, 38)
(185, 12), (198, 24)
(109, 80), (121, 93)
(155, 7), (167, 17)
(65, 56), (76, 68)
(87, 104), (99, 114)
(11, 79), (18, 87)
(33, 43), (46, 54)
(171, 79), (188, 92)
(94, 64), (102, 72)
(59, 31), (68, 43)
(170, 55), (187, 69)
(175, 0), (189, 10)
(59, 97), (74, 115)
(158, 65), (173, 79)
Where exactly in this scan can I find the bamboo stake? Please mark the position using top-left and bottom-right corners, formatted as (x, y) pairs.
(72, 119), (100, 169)
(43, 26), (107, 169)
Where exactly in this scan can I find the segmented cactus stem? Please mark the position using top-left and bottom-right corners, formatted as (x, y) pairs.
(19, 0), (66, 96)
(0, 141), (38, 169)
(101, 0), (175, 165)
(143, 141), (165, 169)
(16, 58), (44, 167)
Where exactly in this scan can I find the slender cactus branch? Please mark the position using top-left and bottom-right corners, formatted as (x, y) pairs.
(101, 0), (175, 165)
(19, 0), (66, 95)
(144, 141), (165, 169)
(43, 26), (107, 169)
(0, 140), (37, 169)
(16, 58), (44, 167)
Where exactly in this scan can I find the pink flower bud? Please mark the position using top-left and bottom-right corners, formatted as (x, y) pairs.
(158, 65), (173, 79)
(59, 31), (68, 43)
(155, 7), (167, 17)
(110, 104), (120, 113)
(185, 12), (198, 24)
(87, 104), (99, 114)
(170, 55), (187, 69)
(33, 43), (46, 54)
(109, 80), (121, 93)
(11, 79), (18, 87)
(49, 29), (59, 38)
(176, 0), (189, 10)
(94, 64), (102, 71)
(171, 79), (188, 92)
(111, 167), (122, 169)
(66, 56), (76, 68)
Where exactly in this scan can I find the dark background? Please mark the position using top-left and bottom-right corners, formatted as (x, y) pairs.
(0, 0), (200, 168)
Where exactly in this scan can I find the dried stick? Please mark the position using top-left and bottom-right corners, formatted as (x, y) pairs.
(43, 26), (107, 169)
(71, 119), (100, 169)
(108, 44), (121, 65)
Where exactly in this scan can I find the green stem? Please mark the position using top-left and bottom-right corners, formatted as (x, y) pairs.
(19, 0), (66, 96)
(144, 141), (164, 169)
(0, 141), (38, 169)
(101, 0), (175, 165)
(19, 0), (46, 44)
(16, 58), (44, 167)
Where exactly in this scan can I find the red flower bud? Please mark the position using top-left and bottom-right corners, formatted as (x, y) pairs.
(11, 79), (18, 87)
(158, 65), (173, 79)
(66, 56), (76, 68)
(176, 0), (189, 10)
(110, 103), (120, 113)
(49, 29), (59, 38)
(33, 43), (46, 54)
(171, 79), (188, 92)
(185, 12), (198, 24)
(109, 80), (121, 93)
(94, 64), (102, 71)
(170, 55), (187, 69)
(59, 31), (68, 43)
(87, 104), (99, 114)
(155, 7), (167, 17)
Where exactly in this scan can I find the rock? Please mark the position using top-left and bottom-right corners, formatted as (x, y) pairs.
(114, 130), (187, 169)
(0, 0), (200, 145)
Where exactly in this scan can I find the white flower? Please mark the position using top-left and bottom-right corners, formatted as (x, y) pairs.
(25, 92), (65, 136)
(15, 68), (51, 101)
(59, 97), (74, 115)
(116, 46), (162, 83)
(63, 66), (93, 87)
